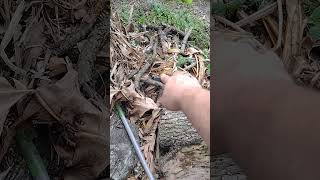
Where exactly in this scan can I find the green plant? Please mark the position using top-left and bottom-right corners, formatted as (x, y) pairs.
(309, 6), (320, 39)
(211, 0), (244, 19)
(211, 0), (266, 20)
(177, 55), (192, 67)
(207, 63), (211, 73)
(203, 49), (209, 59)
(303, 0), (320, 16)
(181, 0), (192, 4)
(119, 3), (209, 49)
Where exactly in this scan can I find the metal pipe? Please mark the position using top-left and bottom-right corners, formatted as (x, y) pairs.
(115, 104), (155, 180)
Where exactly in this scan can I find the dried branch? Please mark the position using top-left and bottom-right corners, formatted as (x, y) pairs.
(184, 62), (197, 71)
(272, 0), (283, 50)
(235, 2), (277, 27)
(214, 15), (246, 32)
(180, 28), (192, 53)
(134, 40), (158, 93)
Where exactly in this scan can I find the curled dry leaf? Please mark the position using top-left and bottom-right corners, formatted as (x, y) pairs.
(195, 54), (206, 82)
(120, 81), (159, 122)
(185, 47), (203, 56)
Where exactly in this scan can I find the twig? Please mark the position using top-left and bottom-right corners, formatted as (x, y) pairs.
(128, 5), (134, 24)
(272, 0), (283, 50)
(128, 69), (140, 79)
(158, 28), (167, 54)
(235, 2), (277, 27)
(180, 28), (192, 53)
(55, 5), (60, 37)
(184, 62), (197, 71)
(134, 40), (158, 93)
(237, 10), (256, 26)
(0, 0), (27, 76)
(214, 15), (246, 32)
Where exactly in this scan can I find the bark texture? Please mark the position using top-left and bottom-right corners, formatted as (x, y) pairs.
(158, 110), (203, 149)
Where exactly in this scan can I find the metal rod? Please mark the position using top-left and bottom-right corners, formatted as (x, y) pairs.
(115, 104), (155, 180)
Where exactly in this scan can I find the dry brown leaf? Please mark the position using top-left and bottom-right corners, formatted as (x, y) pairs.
(0, 77), (32, 136)
(196, 54), (206, 82)
(120, 81), (159, 122)
(185, 47), (202, 55)
(17, 66), (109, 180)
(167, 48), (180, 54)
(47, 56), (67, 77)
(110, 86), (122, 109)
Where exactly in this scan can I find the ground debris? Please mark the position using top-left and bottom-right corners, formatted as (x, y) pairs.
(110, 4), (210, 178)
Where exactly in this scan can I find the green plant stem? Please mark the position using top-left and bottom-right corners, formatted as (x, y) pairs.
(16, 129), (50, 180)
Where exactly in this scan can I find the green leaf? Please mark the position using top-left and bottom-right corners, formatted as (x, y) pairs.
(212, 2), (226, 16)
(181, 0), (192, 4)
(310, 6), (320, 24)
(177, 56), (192, 67)
(310, 25), (320, 39)
(207, 64), (211, 73)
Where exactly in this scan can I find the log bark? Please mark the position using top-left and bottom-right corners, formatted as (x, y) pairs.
(158, 110), (203, 149)
(160, 143), (210, 180)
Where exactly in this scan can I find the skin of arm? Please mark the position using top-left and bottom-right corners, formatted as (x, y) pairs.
(158, 71), (210, 145)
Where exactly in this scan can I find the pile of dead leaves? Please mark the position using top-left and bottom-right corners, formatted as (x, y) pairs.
(213, 0), (320, 89)
(110, 9), (210, 178)
(0, 0), (110, 179)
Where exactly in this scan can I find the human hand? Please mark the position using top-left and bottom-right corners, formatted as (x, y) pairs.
(158, 71), (201, 111)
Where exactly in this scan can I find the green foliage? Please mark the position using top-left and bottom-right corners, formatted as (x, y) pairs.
(310, 6), (320, 25)
(211, 0), (267, 20)
(119, 3), (209, 49)
(211, 2), (226, 16)
(207, 63), (211, 73)
(309, 25), (320, 39)
(181, 0), (192, 4)
(177, 55), (192, 67)
(203, 49), (209, 59)
(308, 6), (320, 40)
(303, 0), (320, 17)
(212, 0), (244, 19)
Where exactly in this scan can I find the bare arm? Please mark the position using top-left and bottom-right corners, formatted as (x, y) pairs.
(158, 72), (210, 145)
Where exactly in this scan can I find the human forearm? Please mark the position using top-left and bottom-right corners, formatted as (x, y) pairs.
(158, 72), (210, 145)
(180, 87), (210, 145)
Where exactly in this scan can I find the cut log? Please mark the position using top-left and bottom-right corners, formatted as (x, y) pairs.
(160, 143), (210, 180)
(158, 110), (203, 149)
